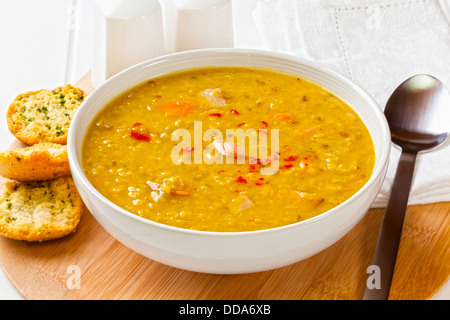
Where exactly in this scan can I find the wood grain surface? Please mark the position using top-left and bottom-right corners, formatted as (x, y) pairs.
(0, 72), (448, 300)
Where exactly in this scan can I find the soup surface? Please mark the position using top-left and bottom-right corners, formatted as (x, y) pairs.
(82, 67), (375, 232)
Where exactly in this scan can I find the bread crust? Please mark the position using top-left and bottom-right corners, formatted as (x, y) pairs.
(7, 84), (84, 145)
(0, 176), (83, 242)
(0, 143), (70, 181)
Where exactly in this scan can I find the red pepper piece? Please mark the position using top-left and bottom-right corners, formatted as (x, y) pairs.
(210, 113), (222, 117)
(255, 177), (265, 186)
(231, 109), (239, 114)
(182, 147), (195, 153)
(282, 164), (294, 170)
(236, 176), (247, 184)
(130, 123), (151, 141)
(284, 156), (298, 162)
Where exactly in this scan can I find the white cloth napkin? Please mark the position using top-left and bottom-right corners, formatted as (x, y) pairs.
(251, 0), (450, 208)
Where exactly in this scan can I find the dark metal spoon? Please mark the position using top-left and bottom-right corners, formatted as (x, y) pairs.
(362, 74), (450, 300)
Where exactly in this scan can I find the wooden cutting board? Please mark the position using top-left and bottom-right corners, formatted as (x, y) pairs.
(0, 72), (448, 300)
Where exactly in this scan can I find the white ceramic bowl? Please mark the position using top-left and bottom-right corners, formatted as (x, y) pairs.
(68, 48), (390, 274)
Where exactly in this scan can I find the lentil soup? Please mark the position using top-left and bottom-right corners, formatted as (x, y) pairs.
(82, 67), (375, 232)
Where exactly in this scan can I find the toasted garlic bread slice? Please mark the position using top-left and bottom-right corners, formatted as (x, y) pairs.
(0, 143), (70, 181)
(0, 176), (82, 242)
(7, 84), (85, 145)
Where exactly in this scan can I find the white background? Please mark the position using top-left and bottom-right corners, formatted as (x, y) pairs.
(0, 0), (448, 300)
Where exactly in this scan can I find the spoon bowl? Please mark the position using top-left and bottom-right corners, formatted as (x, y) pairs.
(385, 74), (450, 153)
(363, 74), (450, 299)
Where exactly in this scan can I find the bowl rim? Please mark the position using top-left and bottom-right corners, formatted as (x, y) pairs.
(68, 47), (391, 238)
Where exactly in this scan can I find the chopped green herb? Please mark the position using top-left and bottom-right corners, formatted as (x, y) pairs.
(16, 157), (21, 162)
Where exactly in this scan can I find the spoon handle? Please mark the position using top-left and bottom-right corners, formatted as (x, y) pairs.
(362, 151), (417, 300)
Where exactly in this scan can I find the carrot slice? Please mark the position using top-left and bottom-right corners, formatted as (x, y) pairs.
(278, 190), (324, 210)
(157, 100), (196, 116)
(273, 112), (294, 121)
